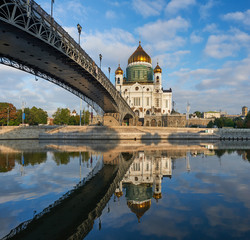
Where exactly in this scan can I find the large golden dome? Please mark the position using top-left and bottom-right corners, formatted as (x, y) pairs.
(127, 200), (151, 223)
(128, 41), (152, 65)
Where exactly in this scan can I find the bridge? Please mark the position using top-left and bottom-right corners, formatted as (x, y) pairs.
(2, 152), (134, 240)
(0, 0), (135, 124)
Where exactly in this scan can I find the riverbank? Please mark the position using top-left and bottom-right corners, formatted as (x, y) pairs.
(1, 125), (250, 141)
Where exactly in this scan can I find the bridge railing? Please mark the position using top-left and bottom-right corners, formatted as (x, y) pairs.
(4, 0), (133, 116)
(26, 0), (132, 114)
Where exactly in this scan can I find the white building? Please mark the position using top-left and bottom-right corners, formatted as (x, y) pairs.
(114, 151), (172, 222)
(115, 41), (172, 119)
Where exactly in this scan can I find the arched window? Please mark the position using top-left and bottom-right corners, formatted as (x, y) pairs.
(135, 110), (140, 116)
(156, 76), (160, 83)
(146, 110), (150, 115)
(117, 77), (120, 84)
(151, 119), (157, 127)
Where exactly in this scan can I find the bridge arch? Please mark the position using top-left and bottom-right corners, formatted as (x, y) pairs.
(0, 0), (135, 121)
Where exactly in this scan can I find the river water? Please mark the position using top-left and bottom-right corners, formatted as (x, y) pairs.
(0, 140), (250, 240)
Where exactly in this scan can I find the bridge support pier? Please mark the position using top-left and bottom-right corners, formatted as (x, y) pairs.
(103, 113), (120, 126)
(103, 113), (138, 126)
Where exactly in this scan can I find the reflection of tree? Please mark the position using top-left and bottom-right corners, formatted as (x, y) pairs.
(0, 152), (47, 172)
(17, 152), (47, 166)
(52, 152), (90, 165)
(0, 153), (17, 172)
(214, 150), (227, 158)
(121, 153), (133, 161)
(236, 150), (250, 163)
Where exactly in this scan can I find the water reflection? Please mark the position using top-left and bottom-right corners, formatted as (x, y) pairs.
(0, 140), (250, 239)
(115, 151), (172, 223)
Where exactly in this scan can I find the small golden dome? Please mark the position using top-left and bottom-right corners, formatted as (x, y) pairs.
(115, 191), (123, 198)
(153, 193), (162, 200)
(154, 63), (162, 73)
(115, 64), (123, 75)
(128, 41), (152, 65)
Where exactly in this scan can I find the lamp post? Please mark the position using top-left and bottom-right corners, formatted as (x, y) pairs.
(77, 23), (82, 126)
(77, 23), (82, 47)
(99, 54), (102, 70)
(7, 107), (9, 126)
(26, 0), (31, 18)
(22, 101), (25, 125)
(108, 67), (111, 80)
(51, 0), (54, 22)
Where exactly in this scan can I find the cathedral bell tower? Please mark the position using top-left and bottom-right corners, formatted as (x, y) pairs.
(115, 64), (123, 93)
(154, 63), (162, 90)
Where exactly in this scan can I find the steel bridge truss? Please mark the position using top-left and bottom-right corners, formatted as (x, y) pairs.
(0, 56), (101, 114)
(0, 0), (134, 119)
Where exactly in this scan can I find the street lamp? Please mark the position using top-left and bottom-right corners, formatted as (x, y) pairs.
(108, 67), (111, 80)
(7, 107), (9, 126)
(77, 23), (82, 126)
(99, 54), (102, 70)
(51, 0), (54, 22)
(77, 23), (82, 46)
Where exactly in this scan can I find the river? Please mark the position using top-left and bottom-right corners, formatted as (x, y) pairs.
(0, 140), (250, 240)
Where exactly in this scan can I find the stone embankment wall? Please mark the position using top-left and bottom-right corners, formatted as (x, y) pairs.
(0, 126), (57, 140)
(40, 126), (220, 140)
(1, 126), (250, 141)
(218, 129), (250, 140)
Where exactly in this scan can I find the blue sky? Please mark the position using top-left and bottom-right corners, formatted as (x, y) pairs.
(1, 0), (250, 115)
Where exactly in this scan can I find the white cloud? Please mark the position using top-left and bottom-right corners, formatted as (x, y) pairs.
(105, 10), (116, 19)
(153, 50), (190, 71)
(136, 17), (189, 51)
(190, 31), (203, 43)
(169, 57), (250, 113)
(222, 9), (250, 26)
(132, 0), (165, 17)
(165, 0), (196, 15)
(204, 29), (250, 59)
(203, 23), (219, 33)
(199, 0), (217, 19)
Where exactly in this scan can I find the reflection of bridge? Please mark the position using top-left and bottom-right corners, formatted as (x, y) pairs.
(3, 152), (134, 240)
(0, 0), (134, 122)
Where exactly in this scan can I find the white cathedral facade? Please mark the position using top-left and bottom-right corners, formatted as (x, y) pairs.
(115, 41), (172, 119)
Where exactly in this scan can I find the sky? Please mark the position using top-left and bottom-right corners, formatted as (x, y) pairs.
(1, 0), (250, 116)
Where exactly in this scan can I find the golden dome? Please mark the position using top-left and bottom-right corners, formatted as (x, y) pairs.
(153, 193), (162, 200)
(127, 200), (151, 223)
(115, 191), (123, 198)
(154, 63), (162, 73)
(115, 64), (123, 75)
(128, 41), (152, 65)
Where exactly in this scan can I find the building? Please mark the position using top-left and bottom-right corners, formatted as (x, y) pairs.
(115, 41), (172, 120)
(242, 106), (248, 116)
(203, 111), (221, 119)
(114, 151), (172, 222)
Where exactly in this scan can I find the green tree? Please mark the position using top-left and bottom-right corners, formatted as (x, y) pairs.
(194, 111), (203, 118)
(18, 107), (48, 125)
(0, 103), (18, 126)
(53, 108), (71, 125)
(244, 111), (250, 128)
(207, 120), (214, 128)
(234, 117), (244, 128)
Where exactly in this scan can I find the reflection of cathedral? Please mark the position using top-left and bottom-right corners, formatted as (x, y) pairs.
(115, 41), (172, 120)
(115, 151), (172, 222)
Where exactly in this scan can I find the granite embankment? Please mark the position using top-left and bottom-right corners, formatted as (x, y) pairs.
(1, 125), (250, 140)
(0, 126), (57, 140)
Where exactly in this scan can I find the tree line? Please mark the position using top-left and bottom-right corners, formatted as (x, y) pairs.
(207, 113), (250, 128)
(0, 102), (90, 126)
